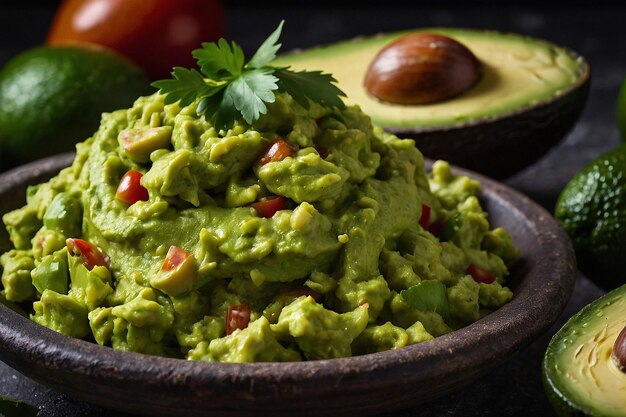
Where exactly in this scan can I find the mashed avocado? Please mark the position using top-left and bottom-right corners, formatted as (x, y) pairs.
(0, 91), (517, 362)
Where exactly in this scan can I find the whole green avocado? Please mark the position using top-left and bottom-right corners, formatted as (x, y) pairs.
(555, 145), (626, 290)
(0, 46), (151, 168)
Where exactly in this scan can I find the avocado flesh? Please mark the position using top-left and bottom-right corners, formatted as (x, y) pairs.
(275, 28), (584, 130)
(543, 285), (626, 417)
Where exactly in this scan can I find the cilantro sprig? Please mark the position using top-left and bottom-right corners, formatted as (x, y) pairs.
(152, 21), (346, 131)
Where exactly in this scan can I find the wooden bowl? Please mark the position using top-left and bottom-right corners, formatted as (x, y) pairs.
(0, 154), (576, 417)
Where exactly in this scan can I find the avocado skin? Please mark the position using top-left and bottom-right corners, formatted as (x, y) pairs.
(542, 284), (626, 417)
(397, 73), (590, 179)
(555, 145), (626, 290)
(542, 358), (589, 417)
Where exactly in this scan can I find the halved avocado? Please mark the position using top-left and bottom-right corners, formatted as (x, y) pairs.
(275, 28), (590, 178)
(543, 284), (626, 416)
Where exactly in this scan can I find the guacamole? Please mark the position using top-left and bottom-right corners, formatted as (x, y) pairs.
(0, 92), (518, 362)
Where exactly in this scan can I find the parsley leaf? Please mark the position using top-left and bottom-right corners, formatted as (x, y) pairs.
(193, 38), (245, 78)
(152, 20), (345, 132)
(275, 68), (346, 110)
(248, 20), (284, 69)
(152, 67), (224, 107)
(230, 69), (279, 124)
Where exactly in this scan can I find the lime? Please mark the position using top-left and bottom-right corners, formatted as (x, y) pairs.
(0, 46), (151, 168)
(555, 145), (626, 290)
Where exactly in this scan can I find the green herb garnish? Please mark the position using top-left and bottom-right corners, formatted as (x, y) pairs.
(152, 21), (346, 131)
(400, 280), (449, 320)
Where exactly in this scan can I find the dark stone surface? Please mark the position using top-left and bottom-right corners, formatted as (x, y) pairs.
(0, 3), (623, 416)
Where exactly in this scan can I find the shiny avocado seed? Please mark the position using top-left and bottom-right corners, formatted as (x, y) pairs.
(364, 33), (481, 105)
(612, 324), (626, 372)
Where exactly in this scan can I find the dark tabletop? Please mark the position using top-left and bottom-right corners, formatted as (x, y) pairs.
(1, 2), (625, 416)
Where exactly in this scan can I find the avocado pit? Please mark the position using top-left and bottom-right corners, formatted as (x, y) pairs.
(613, 324), (626, 372)
(364, 33), (481, 105)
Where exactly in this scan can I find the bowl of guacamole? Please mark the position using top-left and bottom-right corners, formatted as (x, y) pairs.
(0, 90), (519, 360)
(0, 24), (576, 416)
(0, 91), (575, 416)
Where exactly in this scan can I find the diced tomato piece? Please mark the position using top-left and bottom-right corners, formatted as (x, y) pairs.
(257, 138), (296, 165)
(161, 245), (192, 272)
(66, 238), (109, 270)
(116, 169), (149, 205)
(278, 287), (322, 301)
(226, 304), (251, 335)
(427, 219), (443, 237)
(316, 146), (330, 159)
(419, 204), (431, 229)
(466, 263), (496, 284)
(251, 196), (286, 218)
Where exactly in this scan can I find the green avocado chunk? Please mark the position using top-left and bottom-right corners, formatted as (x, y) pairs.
(31, 290), (89, 338)
(31, 247), (69, 295)
(189, 316), (300, 363)
(543, 284), (626, 416)
(273, 296), (369, 360)
(0, 250), (35, 302)
(42, 192), (82, 238)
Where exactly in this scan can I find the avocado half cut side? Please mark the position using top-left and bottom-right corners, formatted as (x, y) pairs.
(275, 28), (590, 179)
(543, 284), (626, 417)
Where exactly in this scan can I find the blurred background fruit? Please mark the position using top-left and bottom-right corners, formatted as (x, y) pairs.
(46, 0), (224, 80)
(0, 46), (151, 168)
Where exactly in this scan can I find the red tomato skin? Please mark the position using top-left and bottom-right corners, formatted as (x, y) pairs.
(251, 196), (286, 218)
(226, 304), (251, 335)
(116, 170), (149, 205)
(46, 0), (224, 80)
(419, 204), (431, 229)
(257, 139), (297, 166)
(66, 238), (109, 270)
(161, 246), (191, 272)
(316, 146), (330, 159)
(466, 264), (496, 284)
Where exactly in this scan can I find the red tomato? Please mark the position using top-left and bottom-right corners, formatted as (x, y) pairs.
(116, 169), (149, 205)
(66, 238), (109, 270)
(161, 245), (191, 272)
(257, 139), (297, 166)
(466, 263), (496, 284)
(427, 219), (444, 237)
(251, 196), (286, 218)
(226, 304), (251, 335)
(46, 0), (224, 80)
(316, 146), (330, 159)
(419, 203), (431, 229)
